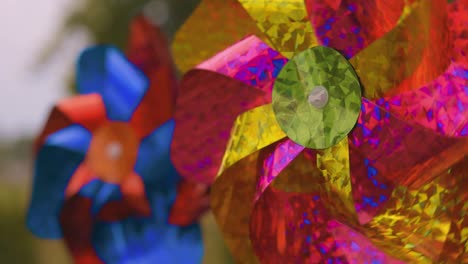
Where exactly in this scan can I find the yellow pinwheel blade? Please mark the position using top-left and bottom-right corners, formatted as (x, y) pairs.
(172, 0), (265, 73)
(212, 150), (263, 264)
(213, 103), (354, 263)
(350, 0), (451, 99)
(217, 104), (286, 177)
(363, 158), (468, 263)
(238, 0), (319, 58)
(317, 138), (356, 216)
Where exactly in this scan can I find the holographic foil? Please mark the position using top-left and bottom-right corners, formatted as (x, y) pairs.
(376, 64), (468, 137)
(173, 0), (468, 262)
(254, 139), (305, 201)
(449, 0), (468, 68)
(213, 99), (468, 262)
(172, 0), (264, 73)
(349, 0), (452, 99)
(349, 99), (468, 221)
(211, 150), (263, 264)
(197, 35), (288, 95)
(211, 83), (467, 263)
(272, 46), (362, 149)
(305, 0), (405, 58)
(171, 38), (287, 184)
(238, 0), (319, 58)
(217, 104), (286, 176)
(171, 70), (269, 184)
(363, 158), (468, 263)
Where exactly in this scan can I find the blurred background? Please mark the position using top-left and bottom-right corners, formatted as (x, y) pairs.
(0, 0), (233, 263)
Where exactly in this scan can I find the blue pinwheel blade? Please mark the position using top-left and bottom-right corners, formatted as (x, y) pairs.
(92, 218), (203, 264)
(45, 124), (92, 154)
(90, 119), (204, 263)
(27, 125), (92, 238)
(134, 119), (180, 188)
(78, 179), (122, 215)
(77, 45), (149, 121)
(134, 119), (180, 223)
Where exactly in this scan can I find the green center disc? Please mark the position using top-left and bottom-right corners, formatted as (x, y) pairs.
(272, 46), (362, 149)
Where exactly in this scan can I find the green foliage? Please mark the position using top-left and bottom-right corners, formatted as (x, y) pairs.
(0, 186), (35, 264)
(0, 182), (72, 264)
(48, 0), (200, 52)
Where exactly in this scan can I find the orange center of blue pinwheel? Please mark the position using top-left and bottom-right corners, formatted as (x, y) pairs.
(86, 122), (139, 183)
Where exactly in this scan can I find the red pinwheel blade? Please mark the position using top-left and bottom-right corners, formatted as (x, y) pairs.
(305, 0), (405, 58)
(35, 94), (106, 152)
(196, 35), (288, 95)
(126, 15), (178, 139)
(449, 0), (468, 67)
(171, 36), (286, 184)
(60, 196), (103, 264)
(376, 63), (468, 137)
(349, 99), (468, 221)
(168, 180), (210, 227)
(250, 188), (404, 263)
(171, 70), (269, 184)
(98, 172), (152, 221)
(65, 164), (95, 199)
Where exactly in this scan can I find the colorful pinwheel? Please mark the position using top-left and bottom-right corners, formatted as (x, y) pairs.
(170, 0), (467, 263)
(27, 16), (207, 264)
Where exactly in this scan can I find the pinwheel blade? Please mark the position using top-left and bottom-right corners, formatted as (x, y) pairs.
(28, 125), (92, 238)
(126, 16), (178, 138)
(305, 0), (405, 58)
(172, 0), (264, 73)
(77, 46), (149, 121)
(238, 0), (319, 58)
(349, 0), (452, 99)
(35, 94), (106, 151)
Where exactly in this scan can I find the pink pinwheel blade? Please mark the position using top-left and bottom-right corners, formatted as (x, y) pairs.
(376, 63), (468, 137)
(305, 0), (404, 58)
(349, 99), (468, 221)
(197, 35), (288, 95)
(171, 70), (269, 184)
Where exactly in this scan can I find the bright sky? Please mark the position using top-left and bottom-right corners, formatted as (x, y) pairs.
(0, 0), (89, 141)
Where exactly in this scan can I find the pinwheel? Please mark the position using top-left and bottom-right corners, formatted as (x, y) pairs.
(170, 0), (467, 263)
(27, 16), (208, 264)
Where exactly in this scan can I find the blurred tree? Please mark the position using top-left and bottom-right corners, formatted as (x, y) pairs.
(42, 0), (202, 90)
(64, 0), (148, 49)
(42, 0), (200, 59)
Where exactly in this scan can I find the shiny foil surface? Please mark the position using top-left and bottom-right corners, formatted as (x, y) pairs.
(238, 0), (319, 58)
(171, 37), (286, 184)
(349, 0), (452, 99)
(170, 0), (468, 263)
(272, 46), (362, 149)
(306, 0), (405, 58)
(172, 0), (264, 73)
